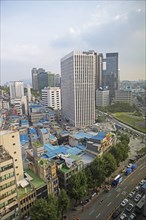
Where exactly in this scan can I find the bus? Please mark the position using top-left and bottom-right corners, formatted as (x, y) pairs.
(135, 195), (145, 214)
(112, 174), (123, 187)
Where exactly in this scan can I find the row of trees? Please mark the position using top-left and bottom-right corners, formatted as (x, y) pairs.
(98, 102), (139, 113)
(30, 189), (70, 220)
(69, 133), (130, 203)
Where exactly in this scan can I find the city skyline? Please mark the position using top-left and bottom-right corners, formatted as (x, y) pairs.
(1, 1), (145, 84)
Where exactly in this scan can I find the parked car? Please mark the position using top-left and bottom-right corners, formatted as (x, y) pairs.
(128, 192), (135, 199)
(126, 203), (134, 212)
(121, 199), (128, 207)
(112, 208), (121, 219)
(119, 213), (128, 220)
(129, 213), (136, 220)
(134, 194), (141, 202)
(140, 179), (146, 185)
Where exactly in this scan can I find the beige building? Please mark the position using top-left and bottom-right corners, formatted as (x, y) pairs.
(114, 90), (132, 104)
(0, 130), (24, 183)
(96, 90), (109, 107)
(0, 146), (19, 220)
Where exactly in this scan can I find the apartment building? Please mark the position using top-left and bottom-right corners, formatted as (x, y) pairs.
(0, 146), (19, 220)
(0, 130), (24, 183)
(96, 90), (109, 107)
(114, 90), (133, 105)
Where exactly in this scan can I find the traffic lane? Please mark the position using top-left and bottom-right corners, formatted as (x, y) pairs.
(71, 161), (146, 220)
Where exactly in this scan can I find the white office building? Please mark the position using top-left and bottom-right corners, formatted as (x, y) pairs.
(96, 90), (109, 107)
(41, 87), (61, 110)
(114, 90), (133, 104)
(9, 81), (24, 101)
(61, 51), (96, 127)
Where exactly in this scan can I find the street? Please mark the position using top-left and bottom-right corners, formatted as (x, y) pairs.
(68, 155), (146, 220)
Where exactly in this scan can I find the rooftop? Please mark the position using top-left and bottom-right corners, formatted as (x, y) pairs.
(18, 168), (45, 198)
(71, 132), (93, 140)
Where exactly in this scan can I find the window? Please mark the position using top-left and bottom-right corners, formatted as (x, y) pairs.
(14, 151), (16, 154)
(13, 143), (16, 146)
(12, 135), (15, 138)
(17, 173), (19, 176)
(16, 166), (18, 169)
(15, 159), (17, 162)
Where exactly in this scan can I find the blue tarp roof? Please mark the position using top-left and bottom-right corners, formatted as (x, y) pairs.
(21, 120), (29, 125)
(40, 128), (49, 134)
(91, 132), (106, 141)
(29, 128), (36, 134)
(20, 134), (29, 145)
(43, 143), (84, 159)
(50, 134), (56, 140)
(72, 132), (93, 140)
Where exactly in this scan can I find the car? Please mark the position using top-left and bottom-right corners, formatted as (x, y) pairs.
(129, 213), (136, 220)
(128, 191), (135, 199)
(127, 163), (132, 168)
(119, 213), (128, 220)
(121, 199), (128, 207)
(126, 203), (134, 212)
(134, 194), (141, 202)
(140, 179), (146, 185)
(91, 192), (96, 198)
(135, 185), (140, 191)
(112, 208), (121, 219)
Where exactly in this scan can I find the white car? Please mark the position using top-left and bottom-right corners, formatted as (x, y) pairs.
(119, 213), (127, 220)
(134, 194), (141, 202)
(129, 213), (136, 220)
(140, 179), (146, 185)
(120, 198), (128, 207)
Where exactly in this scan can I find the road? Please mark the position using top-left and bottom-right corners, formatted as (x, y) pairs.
(68, 155), (146, 220)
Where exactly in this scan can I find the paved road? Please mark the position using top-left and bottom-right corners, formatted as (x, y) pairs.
(68, 155), (146, 220)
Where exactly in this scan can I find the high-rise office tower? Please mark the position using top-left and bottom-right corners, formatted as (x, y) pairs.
(61, 50), (96, 127)
(31, 68), (38, 90)
(9, 81), (24, 100)
(37, 71), (48, 91)
(102, 53), (119, 102)
(27, 84), (31, 102)
(96, 53), (103, 90)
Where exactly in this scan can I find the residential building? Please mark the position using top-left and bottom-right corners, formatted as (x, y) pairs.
(0, 146), (19, 220)
(36, 158), (59, 195)
(18, 169), (47, 219)
(96, 90), (109, 107)
(41, 87), (61, 110)
(0, 130), (24, 183)
(54, 155), (83, 190)
(9, 81), (24, 101)
(38, 128), (50, 145)
(61, 50), (96, 127)
(114, 90), (133, 104)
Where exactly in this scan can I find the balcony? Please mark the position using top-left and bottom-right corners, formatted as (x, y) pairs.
(0, 192), (17, 203)
(0, 176), (15, 187)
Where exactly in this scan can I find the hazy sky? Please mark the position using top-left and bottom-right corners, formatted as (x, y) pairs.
(1, 0), (145, 84)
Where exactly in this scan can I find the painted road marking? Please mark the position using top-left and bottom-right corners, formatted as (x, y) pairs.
(96, 213), (101, 219)
(89, 209), (95, 215)
(107, 202), (111, 207)
(116, 193), (120, 198)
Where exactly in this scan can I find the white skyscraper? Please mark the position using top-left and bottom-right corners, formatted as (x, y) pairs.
(41, 87), (61, 110)
(9, 81), (24, 100)
(61, 51), (96, 127)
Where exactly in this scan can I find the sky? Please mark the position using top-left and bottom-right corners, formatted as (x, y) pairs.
(1, 0), (145, 84)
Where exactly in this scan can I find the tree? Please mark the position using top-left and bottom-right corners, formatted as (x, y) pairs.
(58, 189), (70, 219)
(69, 171), (87, 203)
(30, 198), (58, 220)
(103, 153), (117, 177)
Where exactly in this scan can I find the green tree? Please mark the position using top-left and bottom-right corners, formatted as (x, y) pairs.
(30, 198), (58, 220)
(58, 189), (70, 219)
(88, 157), (106, 187)
(70, 171), (87, 203)
(103, 153), (117, 177)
